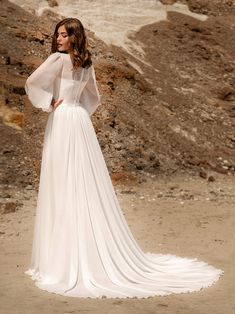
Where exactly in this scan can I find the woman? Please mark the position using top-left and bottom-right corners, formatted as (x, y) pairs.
(24, 17), (222, 298)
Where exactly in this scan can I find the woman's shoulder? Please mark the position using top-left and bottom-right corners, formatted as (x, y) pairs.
(45, 52), (66, 63)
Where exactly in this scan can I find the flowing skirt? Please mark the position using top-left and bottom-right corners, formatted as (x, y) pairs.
(24, 105), (223, 298)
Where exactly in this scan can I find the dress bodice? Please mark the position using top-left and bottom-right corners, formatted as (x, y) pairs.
(25, 52), (101, 115)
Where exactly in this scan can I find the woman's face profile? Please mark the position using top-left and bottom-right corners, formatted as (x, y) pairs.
(56, 25), (71, 52)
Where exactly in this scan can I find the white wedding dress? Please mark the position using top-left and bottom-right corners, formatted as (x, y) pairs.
(24, 52), (222, 298)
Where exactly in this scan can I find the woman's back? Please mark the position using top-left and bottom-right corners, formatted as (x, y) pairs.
(25, 52), (101, 115)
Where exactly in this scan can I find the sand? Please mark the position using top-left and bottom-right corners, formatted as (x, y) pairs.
(1, 173), (234, 314)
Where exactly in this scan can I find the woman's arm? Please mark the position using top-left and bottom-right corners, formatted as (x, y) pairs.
(25, 52), (63, 112)
(79, 65), (102, 116)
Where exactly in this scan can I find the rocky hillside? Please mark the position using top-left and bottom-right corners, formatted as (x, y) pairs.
(0, 0), (235, 191)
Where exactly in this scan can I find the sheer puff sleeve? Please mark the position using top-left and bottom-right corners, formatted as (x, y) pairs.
(25, 52), (63, 113)
(79, 65), (102, 116)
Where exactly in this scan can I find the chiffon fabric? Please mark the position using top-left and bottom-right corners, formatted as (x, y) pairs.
(24, 52), (223, 298)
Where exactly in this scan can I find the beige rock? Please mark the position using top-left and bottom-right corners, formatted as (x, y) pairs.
(0, 100), (24, 130)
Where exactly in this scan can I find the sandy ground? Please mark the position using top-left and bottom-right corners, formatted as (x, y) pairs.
(0, 173), (234, 314)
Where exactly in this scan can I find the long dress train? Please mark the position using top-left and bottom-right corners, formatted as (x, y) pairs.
(24, 52), (223, 298)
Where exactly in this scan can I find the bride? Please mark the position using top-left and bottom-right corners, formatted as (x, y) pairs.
(24, 17), (223, 299)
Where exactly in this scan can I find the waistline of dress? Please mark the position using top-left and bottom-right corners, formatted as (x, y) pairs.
(58, 102), (82, 108)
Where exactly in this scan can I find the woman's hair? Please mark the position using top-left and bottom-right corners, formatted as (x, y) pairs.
(51, 17), (92, 69)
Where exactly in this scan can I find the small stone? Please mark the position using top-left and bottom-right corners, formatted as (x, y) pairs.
(107, 52), (114, 58)
(136, 164), (144, 170)
(149, 152), (156, 161)
(47, 0), (58, 7)
(25, 185), (33, 190)
(3, 202), (20, 214)
(199, 170), (207, 179)
(114, 143), (122, 151)
(208, 175), (215, 182)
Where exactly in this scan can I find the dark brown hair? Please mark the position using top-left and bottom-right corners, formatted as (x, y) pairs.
(51, 17), (92, 69)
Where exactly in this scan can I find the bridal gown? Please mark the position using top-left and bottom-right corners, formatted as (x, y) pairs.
(24, 52), (222, 298)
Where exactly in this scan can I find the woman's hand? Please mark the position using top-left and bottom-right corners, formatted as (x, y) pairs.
(51, 98), (64, 111)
